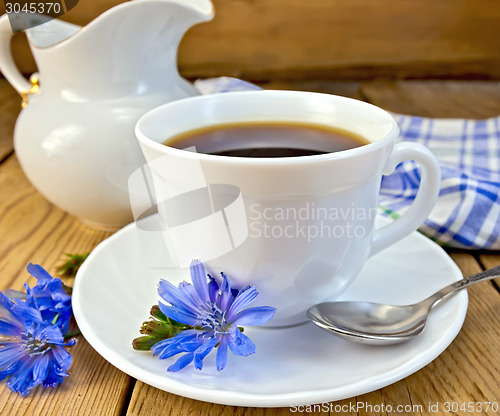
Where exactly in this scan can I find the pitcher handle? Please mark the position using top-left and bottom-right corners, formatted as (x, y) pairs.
(0, 14), (32, 94)
(369, 142), (441, 257)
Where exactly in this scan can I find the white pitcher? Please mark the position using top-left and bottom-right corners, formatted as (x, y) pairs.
(0, 0), (213, 229)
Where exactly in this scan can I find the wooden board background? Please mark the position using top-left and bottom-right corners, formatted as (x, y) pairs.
(0, 79), (500, 415)
(1, 0), (500, 81)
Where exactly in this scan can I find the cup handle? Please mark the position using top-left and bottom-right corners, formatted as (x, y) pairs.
(0, 14), (32, 94)
(369, 141), (441, 257)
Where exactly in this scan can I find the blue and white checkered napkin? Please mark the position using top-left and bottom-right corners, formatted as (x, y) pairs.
(379, 115), (500, 249)
(194, 77), (500, 250)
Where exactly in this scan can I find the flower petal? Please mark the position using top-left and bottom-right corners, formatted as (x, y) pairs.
(193, 337), (217, 370)
(66, 338), (77, 348)
(4, 289), (26, 300)
(0, 361), (19, 382)
(23, 284), (39, 310)
(152, 330), (203, 359)
(189, 260), (210, 304)
(157, 280), (199, 314)
(215, 337), (228, 371)
(0, 344), (24, 370)
(231, 306), (276, 326)
(32, 354), (50, 385)
(178, 282), (208, 311)
(11, 298), (43, 325)
(151, 337), (179, 359)
(0, 292), (24, 324)
(42, 364), (66, 388)
(6, 357), (35, 396)
(27, 263), (53, 284)
(227, 330), (256, 357)
(154, 345), (185, 360)
(49, 345), (73, 372)
(167, 353), (194, 372)
(0, 320), (22, 337)
(226, 286), (258, 321)
(157, 303), (198, 326)
(216, 273), (234, 312)
(207, 275), (219, 303)
(40, 325), (65, 345)
(31, 296), (53, 311)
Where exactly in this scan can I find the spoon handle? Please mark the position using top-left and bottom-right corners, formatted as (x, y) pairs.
(424, 264), (500, 309)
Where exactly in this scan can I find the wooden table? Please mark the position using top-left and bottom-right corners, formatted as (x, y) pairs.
(1, 79), (499, 415)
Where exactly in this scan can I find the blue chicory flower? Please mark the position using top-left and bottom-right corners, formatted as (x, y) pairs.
(151, 260), (276, 372)
(0, 291), (75, 396)
(5, 264), (73, 335)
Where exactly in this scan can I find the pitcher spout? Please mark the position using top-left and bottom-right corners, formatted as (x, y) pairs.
(123, 0), (214, 29)
(165, 0), (214, 22)
(25, 0), (213, 50)
(23, 0), (214, 99)
(24, 17), (80, 48)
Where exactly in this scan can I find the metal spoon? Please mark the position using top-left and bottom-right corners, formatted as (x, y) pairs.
(308, 265), (500, 345)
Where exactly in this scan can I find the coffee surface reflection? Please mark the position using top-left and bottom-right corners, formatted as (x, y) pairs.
(163, 121), (369, 158)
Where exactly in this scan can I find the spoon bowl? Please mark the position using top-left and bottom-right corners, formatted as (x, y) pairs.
(308, 265), (500, 345)
(308, 301), (429, 345)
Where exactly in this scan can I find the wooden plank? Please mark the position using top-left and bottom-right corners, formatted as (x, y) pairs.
(179, 0), (500, 80)
(127, 381), (358, 416)
(361, 80), (500, 118)
(3, 0), (500, 80)
(0, 79), (19, 161)
(257, 80), (363, 100)
(477, 254), (500, 291)
(0, 156), (132, 415)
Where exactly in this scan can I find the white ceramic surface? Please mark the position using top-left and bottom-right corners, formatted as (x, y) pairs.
(135, 91), (441, 325)
(72, 214), (467, 408)
(0, 0), (214, 228)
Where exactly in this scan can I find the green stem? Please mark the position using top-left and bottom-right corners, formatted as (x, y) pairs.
(64, 329), (81, 338)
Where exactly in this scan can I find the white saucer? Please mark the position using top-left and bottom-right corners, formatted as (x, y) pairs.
(72, 214), (467, 407)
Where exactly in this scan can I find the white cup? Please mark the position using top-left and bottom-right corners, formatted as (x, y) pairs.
(135, 91), (440, 326)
